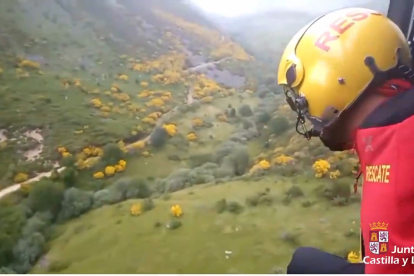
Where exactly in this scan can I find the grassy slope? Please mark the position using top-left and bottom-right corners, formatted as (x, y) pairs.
(0, 0), (244, 184)
(33, 175), (360, 274)
(0, 1), (363, 273)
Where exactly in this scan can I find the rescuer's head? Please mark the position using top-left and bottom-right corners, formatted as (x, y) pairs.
(277, 7), (412, 151)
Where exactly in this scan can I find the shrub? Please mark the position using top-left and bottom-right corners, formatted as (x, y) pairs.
(214, 141), (238, 163)
(101, 143), (124, 166)
(125, 179), (152, 199)
(48, 260), (70, 273)
(0, 267), (15, 274)
(257, 89), (270, 99)
(11, 232), (46, 273)
(141, 198), (154, 211)
(323, 180), (351, 200)
(227, 201), (243, 214)
(269, 116), (289, 135)
(106, 178), (130, 203)
(219, 145), (250, 176)
(238, 104), (253, 117)
(60, 155), (76, 167)
(331, 196), (348, 206)
(28, 180), (64, 217)
(215, 199), (227, 213)
(254, 110), (271, 124)
(21, 212), (53, 238)
(241, 118), (254, 130)
(188, 153), (214, 168)
(188, 163), (217, 184)
(166, 219), (182, 230)
(280, 230), (301, 246)
(246, 191), (273, 207)
(150, 127), (169, 148)
(61, 167), (78, 188)
(92, 189), (111, 208)
(286, 186), (304, 198)
(58, 188), (93, 221)
(13, 173), (28, 183)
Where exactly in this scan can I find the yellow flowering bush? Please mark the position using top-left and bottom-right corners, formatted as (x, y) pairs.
(83, 146), (103, 157)
(148, 97), (165, 107)
(138, 91), (150, 98)
(313, 159), (331, 178)
(105, 166), (116, 176)
(14, 172), (28, 183)
(347, 251), (361, 263)
(93, 172), (104, 179)
(186, 132), (198, 142)
(91, 98), (102, 108)
(100, 106), (111, 112)
(58, 147), (71, 158)
(130, 203), (142, 216)
(249, 160), (271, 173)
(57, 147), (67, 153)
(115, 160), (127, 172)
(273, 154), (294, 165)
(163, 124), (177, 136)
(171, 205), (183, 217)
(118, 74), (128, 81)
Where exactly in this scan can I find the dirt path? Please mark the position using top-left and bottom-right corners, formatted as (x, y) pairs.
(0, 166), (66, 199)
(0, 84), (197, 199)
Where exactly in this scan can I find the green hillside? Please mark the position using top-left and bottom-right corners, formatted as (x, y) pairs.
(32, 176), (360, 274)
(0, 0), (363, 273)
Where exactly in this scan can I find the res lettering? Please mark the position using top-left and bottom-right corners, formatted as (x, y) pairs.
(365, 165), (391, 183)
(315, 11), (370, 52)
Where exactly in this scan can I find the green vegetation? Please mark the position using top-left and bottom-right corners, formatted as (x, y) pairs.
(31, 176), (360, 274)
(0, 0), (367, 273)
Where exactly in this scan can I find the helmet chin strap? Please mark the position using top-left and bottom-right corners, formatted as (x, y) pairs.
(284, 88), (323, 140)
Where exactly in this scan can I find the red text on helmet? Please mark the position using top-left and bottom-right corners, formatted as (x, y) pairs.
(314, 11), (370, 52)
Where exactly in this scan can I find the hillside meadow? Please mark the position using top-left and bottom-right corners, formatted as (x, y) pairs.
(32, 176), (361, 274)
(0, 0), (362, 274)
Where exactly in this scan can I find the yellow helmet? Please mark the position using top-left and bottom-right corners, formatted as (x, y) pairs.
(278, 7), (411, 138)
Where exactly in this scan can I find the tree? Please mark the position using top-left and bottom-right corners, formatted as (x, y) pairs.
(61, 167), (78, 188)
(238, 104), (253, 117)
(0, 205), (26, 267)
(11, 233), (46, 273)
(150, 127), (169, 148)
(58, 188), (93, 221)
(28, 180), (64, 217)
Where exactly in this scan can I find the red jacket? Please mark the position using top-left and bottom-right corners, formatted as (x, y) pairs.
(355, 82), (414, 274)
